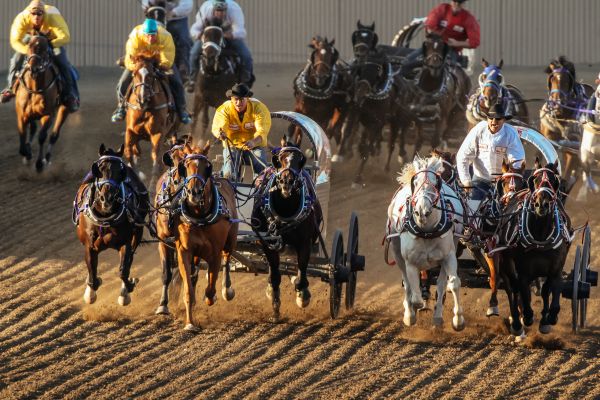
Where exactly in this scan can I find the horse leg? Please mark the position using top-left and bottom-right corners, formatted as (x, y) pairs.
(443, 254), (465, 331)
(83, 246), (101, 304)
(156, 242), (173, 315)
(264, 248), (282, 321)
(17, 116), (31, 162)
(546, 275), (562, 328)
(204, 251), (220, 306)
(293, 240), (311, 308)
(352, 127), (369, 188)
(333, 112), (356, 162)
(420, 270), (431, 303)
(46, 105), (69, 164)
(386, 117), (399, 172)
(518, 275), (534, 327)
(150, 133), (162, 187)
(539, 277), (552, 333)
(177, 246), (198, 331)
(35, 116), (52, 172)
(485, 253), (500, 317)
(221, 251), (235, 301)
(502, 259), (524, 338)
(433, 266), (448, 327)
(118, 242), (138, 306)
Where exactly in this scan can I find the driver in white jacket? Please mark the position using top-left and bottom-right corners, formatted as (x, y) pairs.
(457, 102), (525, 200)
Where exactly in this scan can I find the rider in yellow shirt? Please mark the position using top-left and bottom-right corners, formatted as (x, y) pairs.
(212, 83), (271, 180)
(1, 0), (79, 111)
(111, 18), (191, 124)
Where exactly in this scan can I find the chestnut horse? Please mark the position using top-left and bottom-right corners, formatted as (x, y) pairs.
(124, 56), (179, 182)
(173, 142), (238, 331)
(252, 142), (322, 321)
(190, 19), (238, 139)
(73, 144), (149, 306)
(466, 59), (529, 130)
(540, 56), (593, 186)
(290, 36), (349, 146)
(15, 32), (69, 171)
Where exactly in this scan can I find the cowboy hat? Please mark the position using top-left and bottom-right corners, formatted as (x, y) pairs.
(226, 83), (253, 98)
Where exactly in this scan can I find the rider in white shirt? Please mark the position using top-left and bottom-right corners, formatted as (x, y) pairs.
(188, 0), (253, 88)
(457, 102), (525, 200)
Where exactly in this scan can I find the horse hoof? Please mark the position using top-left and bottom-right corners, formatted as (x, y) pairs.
(269, 312), (281, 323)
(331, 154), (343, 163)
(523, 316), (534, 327)
(118, 293), (131, 306)
(35, 159), (45, 172)
(539, 324), (552, 334)
(222, 286), (235, 301)
(486, 306), (500, 317)
(138, 171), (146, 181)
(403, 314), (417, 327)
(296, 290), (311, 308)
(83, 286), (97, 304)
(184, 324), (201, 333)
(204, 295), (217, 306)
(290, 276), (299, 286)
(155, 305), (170, 315)
(452, 316), (465, 331)
(514, 330), (527, 343)
(510, 325), (524, 337)
(432, 317), (444, 327)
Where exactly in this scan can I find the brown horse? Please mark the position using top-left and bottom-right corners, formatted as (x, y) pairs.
(540, 56), (593, 186)
(73, 144), (149, 306)
(124, 55), (179, 182)
(290, 36), (350, 146)
(15, 31), (69, 171)
(466, 59), (529, 130)
(173, 142), (238, 331)
(190, 19), (238, 139)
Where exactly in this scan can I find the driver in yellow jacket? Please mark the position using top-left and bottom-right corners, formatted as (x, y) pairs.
(1, 0), (79, 111)
(212, 83), (271, 181)
(111, 18), (191, 124)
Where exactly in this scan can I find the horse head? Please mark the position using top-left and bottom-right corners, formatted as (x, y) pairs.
(351, 20), (377, 59)
(131, 55), (160, 107)
(179, 141), (213, 208)
(431, 149), (456, 184)
(272, 138), (306, 199)
(496, 158), (526, 204)
(308, 36), (338, 87)
(145, 0), (167, 25)
(529, 157), (561, 217)
(545, 56), (577, 116)
(409, 156), (443, 229)
(351, 61), (384, 106)
(422, 33), (448, 73)
(479, 58), (505, 109)
(26, 31), (51, 76)
(201, 19), (225, 72)
(91, 143), (127, 215)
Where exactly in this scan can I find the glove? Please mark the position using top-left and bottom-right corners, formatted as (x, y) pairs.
(53, 47), (61, 56)
(23, 34), (32, 44)
(218, 131), (227, 141)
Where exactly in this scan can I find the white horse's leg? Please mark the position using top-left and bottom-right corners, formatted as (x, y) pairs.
(443, 254), (464, 331)
(391, 237), (416, 326)
(403, 262), (423, 326)
(433, 267), (448, 327)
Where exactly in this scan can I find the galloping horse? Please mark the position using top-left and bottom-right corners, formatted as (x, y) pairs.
(124, 55), (179, 182)
(394, 33), (470, 159)
(290, 36), (350, 146)
(496, 160), (571, 338)
(466, 59), (529, 129)
(252, 142), (323, 321)
(386, 155), (465, 330)
(173, 142), (238, 331)
(337, 21), (399, 186)
(540, 56), (593, 185)
(73, 144), (149, 306)
(190, 19), (238, 139)
(15, 31), (69, 171)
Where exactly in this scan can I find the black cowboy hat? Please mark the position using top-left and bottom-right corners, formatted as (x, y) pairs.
(485, 102), (512, 120)
(226, 83), (253, 98)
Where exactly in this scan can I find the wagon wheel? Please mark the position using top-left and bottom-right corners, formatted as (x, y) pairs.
(329, 230), (344, 319)
(579, 225), (591, 328)
(345, 212), (359, 310)
(571, 246), (581, 333)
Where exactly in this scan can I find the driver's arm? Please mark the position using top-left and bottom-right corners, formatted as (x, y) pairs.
(212, 104), (230, 141)
(10, 13), (31, 54)
(251, 102), (271, 147)
(457, 126), (479, 186)
(158, 28), (175, 70)
(507, 130), (526, 168)
(46, 11), (71, 48)
(124, 28), (140, 71)
(171, 0), (193, 18)
(228, 1), (247, 40)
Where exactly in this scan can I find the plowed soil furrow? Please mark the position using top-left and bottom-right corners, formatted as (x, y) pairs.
(219, 318), (380, 399)
(491, 349), (551, 397)
(170, 321), (333, 399)
(501, 350), (570, 398)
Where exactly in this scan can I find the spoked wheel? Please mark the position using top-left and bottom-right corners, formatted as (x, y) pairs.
(345, 212), (359, 310)
(579, 225), (591, 328)
(571, 246), (581, 333)
(329, 230), (344, 319)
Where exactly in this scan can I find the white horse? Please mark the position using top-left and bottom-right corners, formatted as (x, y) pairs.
(386, 155), (465, 330)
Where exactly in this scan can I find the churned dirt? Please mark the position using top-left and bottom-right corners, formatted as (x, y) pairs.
(0, 64), (598, 399)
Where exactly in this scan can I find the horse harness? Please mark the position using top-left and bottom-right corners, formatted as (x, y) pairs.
(294, 61), (341, 100)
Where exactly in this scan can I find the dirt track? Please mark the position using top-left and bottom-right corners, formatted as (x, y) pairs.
(0, 64), (599, 399)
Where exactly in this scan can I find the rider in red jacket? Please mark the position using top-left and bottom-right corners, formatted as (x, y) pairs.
(401, 0), (480, 76)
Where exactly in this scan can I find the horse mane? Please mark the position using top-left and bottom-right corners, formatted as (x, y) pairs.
(397, 155), (442, 185)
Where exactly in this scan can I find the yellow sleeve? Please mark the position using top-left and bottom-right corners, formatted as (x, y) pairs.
(158, 29), (175, 70)
(212, 103), (230, 139)
(47, 13), (70, 48)
(252, 102), (272, 147)
(10, 13), (30, 55)
(124, 32), (139, 71)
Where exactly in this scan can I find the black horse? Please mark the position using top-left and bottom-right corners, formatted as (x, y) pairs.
(74, 144), (149, 306)
(496, 159), (571, 337)
(252, 141), (322, 321)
